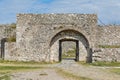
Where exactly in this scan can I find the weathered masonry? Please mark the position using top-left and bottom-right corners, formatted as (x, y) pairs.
(0, 14), (120, 62)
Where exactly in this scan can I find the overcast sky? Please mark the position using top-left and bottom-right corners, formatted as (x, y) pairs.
(0, 0), (120, 25)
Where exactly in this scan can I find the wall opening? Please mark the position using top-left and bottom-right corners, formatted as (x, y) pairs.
(0, 38), (7, 59)
(59, 39), (79, 61)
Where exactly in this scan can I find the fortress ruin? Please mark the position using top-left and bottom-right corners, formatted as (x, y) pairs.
(0, 14), (120, 63)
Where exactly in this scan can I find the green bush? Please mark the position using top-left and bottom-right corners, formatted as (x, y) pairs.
(10, 23), (16, 29)
(7, 37), (16, 42)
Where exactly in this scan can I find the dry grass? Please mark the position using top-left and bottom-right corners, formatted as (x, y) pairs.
(109, 68), (120, 75)
(56, 68), (92, 80)
(78, 61), (120, 67)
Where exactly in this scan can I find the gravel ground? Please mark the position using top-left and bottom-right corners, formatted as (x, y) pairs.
(9, 60), (120, 80)
(10, 69), (67, 80)
(54, 60), (120, 80)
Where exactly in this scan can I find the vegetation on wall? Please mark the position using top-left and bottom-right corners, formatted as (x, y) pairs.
(4, 23), (16, 42)
(4, 23), (16, 33)
(98, 45), (120, 48)
(10, 23), (16, 29)
(7, 37), (16, 42)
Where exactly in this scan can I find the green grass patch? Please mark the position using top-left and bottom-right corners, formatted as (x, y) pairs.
(0, 75), (11, 80)
(98, 45), (120, 48)
(56, 68), (92, 80)
(0, 60), (47, 73)
(90, 61), (120, 66)
(0, 65), (44, 80)
(0, 60), (57, 73)
(109, 68), (120, 75)
(0, 60), (57, 65)
(78, 61), (120, 67)
(0, 65), (44, 75)
(77, 61), (90, 66)
(0, 65), (43, 71)
(0, 60), (53, 80)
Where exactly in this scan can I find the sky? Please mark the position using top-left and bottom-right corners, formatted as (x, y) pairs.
(0, 0), (120, 25)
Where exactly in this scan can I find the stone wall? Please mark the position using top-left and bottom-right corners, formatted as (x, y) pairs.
(93, 48), (120, 62)
(4, 42), (17, 60)
(0, 25), (7, 41)
(0, 25), (8, 57)
(0, 25), (5, 57)
(97, 25), (120, 46)
(93, 25), (120, 62)
(16, 14), (97, 62)
(0, 24), (16, 59)
(0, 24), (16, 39)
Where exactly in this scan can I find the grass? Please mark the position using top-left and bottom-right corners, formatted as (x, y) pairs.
(77, 61), (90, 66)
(109, 68), (120, 75)
(0, 60), (58, 73)
(56, 68), (92, 80)
(90, 61), (120, 66)
(0, 75), (11, 80)
(62, 49), (76, 58)
(0, 65), (44, 79)
(0, 60), (52, 80)
(0, 65), (43, 71)
(98, 45), (120, 48)
(0, 60), (56, 65)
(0, 66), (43, 80)
(78, 61), (120, 67)
(0, 60), (47, 80)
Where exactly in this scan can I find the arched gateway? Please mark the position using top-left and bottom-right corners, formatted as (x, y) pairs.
(50, 30), (92, 62)
(16, 14), (97, 63)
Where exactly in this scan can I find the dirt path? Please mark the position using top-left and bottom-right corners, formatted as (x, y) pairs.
(54, 60), (120, 80)
(10, 69), (68, 80)
(8, 60), (120, 80)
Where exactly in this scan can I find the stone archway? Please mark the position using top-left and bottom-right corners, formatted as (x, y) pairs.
(50, 29), (92, 63)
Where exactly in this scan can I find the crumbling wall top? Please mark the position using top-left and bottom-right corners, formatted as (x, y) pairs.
(17, 13), (97, 25)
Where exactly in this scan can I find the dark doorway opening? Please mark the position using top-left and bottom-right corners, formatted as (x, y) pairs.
(0, 38), (7, 60)
(59, 39), (79, 62)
